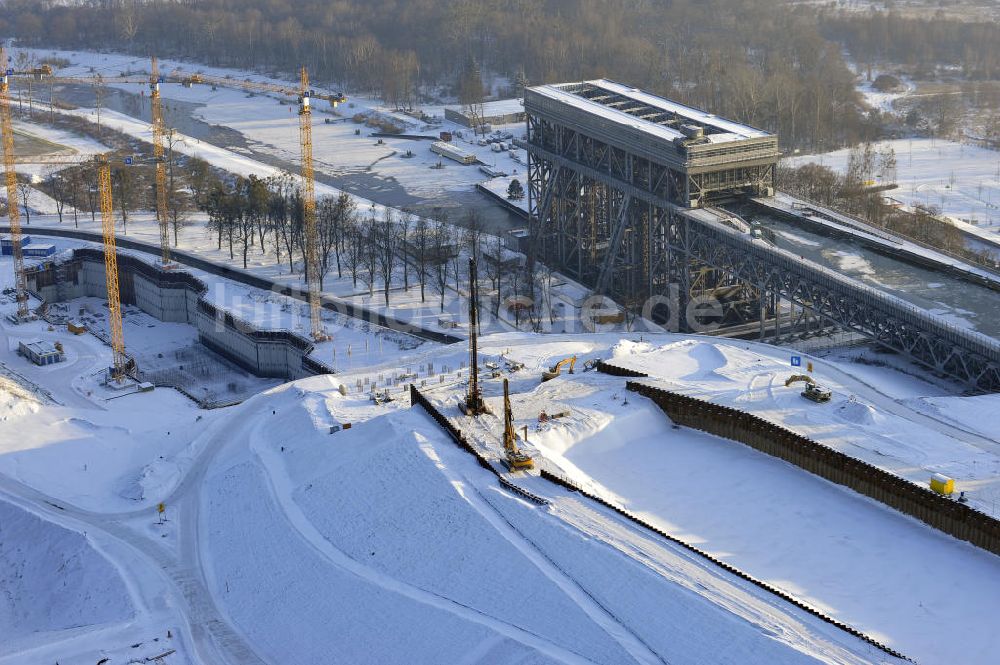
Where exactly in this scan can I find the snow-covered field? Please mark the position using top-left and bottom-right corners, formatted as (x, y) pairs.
(2, 44), (1000, 665)
(4, 273), (1000, 663)
(10, 46), (528, 221)
(786, 138), (1000, 227)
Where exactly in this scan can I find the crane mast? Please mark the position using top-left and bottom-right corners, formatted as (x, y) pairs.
(298, 67), (325, 340)
(462, 257), (488, 415)
(0, 48), (30, 320)
(96, 156), (128, 381)
(149, 57), (171, 266)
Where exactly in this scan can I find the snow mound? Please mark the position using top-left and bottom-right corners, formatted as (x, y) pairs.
(0, 500), (133, 647)
(681, 341), (730, 381)
(610, 338), (654, 358)
(835, 399), (882, 427)
(62, 416), (130, 435)
(0, 384), (41, 419)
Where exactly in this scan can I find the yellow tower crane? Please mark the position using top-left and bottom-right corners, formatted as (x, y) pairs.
(4, 153), (131, 381)
(297, 66), (326, 341)
(6, 60), (170, 268)
(148, 57), (171, 266)
(16, 58), (347, 341)
(0, 48), (30, 320)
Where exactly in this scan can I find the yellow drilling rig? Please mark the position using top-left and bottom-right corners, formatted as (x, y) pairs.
(502, 378), (534, 471)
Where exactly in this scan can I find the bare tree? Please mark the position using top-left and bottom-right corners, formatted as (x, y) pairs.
(431, 225), (452, 312)
(165, 129), (193, 245)
(67, 169), (83, 228)
(15, 181), (34, 225)
(361, 206), (379, 298)
(316, 192), (355, 289)
(414, 215), (429, 302)
(112, 164), (138, 234)
(45, 170), (67, 223)
(482, 233), (505, 317)
(376, 208), (400, 307)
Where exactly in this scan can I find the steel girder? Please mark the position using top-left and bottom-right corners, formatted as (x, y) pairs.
(678, 218), (1000, 391)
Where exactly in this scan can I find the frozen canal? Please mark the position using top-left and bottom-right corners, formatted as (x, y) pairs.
(755, 214), (1000, 340)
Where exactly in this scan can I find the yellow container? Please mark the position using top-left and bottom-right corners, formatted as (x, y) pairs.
(930, 474), (955, 496)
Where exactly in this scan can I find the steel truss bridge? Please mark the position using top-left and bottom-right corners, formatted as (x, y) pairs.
(523, 82), (1000, 391)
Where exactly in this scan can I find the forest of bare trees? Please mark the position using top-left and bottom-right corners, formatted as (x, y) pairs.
(1, 0), (880, 151)
(819, 10), (1000, 79)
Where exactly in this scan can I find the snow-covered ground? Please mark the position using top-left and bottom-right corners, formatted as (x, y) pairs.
(440, 333), (1000, 664)
(3, 44), (1000, 665)
(10, 46), (528, 222)
(198, 360), (903, 665)
(786, 138), (1000, 228)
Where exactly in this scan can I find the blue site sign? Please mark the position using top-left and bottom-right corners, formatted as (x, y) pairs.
(791, 355), (802, 367)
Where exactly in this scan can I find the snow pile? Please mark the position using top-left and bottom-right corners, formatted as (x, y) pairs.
(0, 500), (133, 648)
(834, 398), (883, 427)
(0, 382), (42, 420)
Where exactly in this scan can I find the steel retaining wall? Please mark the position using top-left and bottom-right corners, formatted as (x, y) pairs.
(408, 385), (548, 505)
(610, 369), (1000, 558)
(407, 382), (907, 661)
(537, 468), (908, 661)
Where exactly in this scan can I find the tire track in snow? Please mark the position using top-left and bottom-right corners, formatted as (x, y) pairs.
(247, 421), (607, 665)
(413, 434), (665, 665)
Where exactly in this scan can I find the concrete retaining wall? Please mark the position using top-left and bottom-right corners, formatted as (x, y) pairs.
(26, 248), (331, 381)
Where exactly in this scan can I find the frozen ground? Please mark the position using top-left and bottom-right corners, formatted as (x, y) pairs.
(437, 333), (1000, 664)
(198, 365), (900, 665)
(786, 138), (1000, 227)
(11, 46), (528, 228)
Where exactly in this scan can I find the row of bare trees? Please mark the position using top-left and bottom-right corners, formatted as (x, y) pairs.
(197, 174), (534, 316)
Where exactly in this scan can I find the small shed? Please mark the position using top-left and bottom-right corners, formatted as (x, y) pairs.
(67, 320), (88, 335)
(18, 340), (64, 366)
(22, 243), (56, 258)
(1, 235), (31, 255)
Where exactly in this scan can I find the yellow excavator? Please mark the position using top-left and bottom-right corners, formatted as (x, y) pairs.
(503, 378), (534, 470)
(785, 374), (832, 403)
(541, 356), (576, 382)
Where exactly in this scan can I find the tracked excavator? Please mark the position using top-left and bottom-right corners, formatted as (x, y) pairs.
(541, 356), (576, 382)
(785, 374), (831, 403)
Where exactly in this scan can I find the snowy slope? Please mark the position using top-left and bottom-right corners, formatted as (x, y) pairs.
(195, 374), (897, 664)
(0, 499), (133, 648)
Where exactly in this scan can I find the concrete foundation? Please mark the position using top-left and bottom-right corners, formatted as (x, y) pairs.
(27, 248), (330, 381)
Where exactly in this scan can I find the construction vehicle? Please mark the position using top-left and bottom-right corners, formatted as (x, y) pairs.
(538, 410), (570, 423)
(502, 378), (534, 470)
(504, 358), (525, 372)
(459, 258), (490, 415)
(583, 358), (601, 372)
(784, 374), (816, 387)
(541, 356), (576, 382)
(785, 373), (830, 402)
(801, 383), (832, 403)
